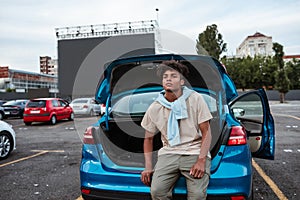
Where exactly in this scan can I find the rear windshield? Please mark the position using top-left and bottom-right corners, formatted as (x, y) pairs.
(72, 99), (88, 104)
(27, 100), (46, 108)
(112, 92), (217, 116)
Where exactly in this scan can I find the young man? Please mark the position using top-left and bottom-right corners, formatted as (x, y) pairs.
(140, 60), (212, 200)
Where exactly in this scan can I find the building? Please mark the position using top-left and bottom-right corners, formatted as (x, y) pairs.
(236, 32), (273, 58)
(283, 54), (300, 63)
(40, 56), (58, 76)
(0, 66), (58, 93)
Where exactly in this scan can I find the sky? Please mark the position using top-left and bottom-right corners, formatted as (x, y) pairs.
(0, 0), (299, 72)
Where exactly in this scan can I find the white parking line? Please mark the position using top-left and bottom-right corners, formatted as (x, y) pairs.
(0, 150), (65, 168)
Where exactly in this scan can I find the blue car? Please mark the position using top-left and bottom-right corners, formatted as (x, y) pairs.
(80, 54), (275, 200)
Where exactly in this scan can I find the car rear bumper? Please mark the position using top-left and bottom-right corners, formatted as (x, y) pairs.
(81, 188), (247, 200)
(4, 110), (22, 117)
(23, 114), (51, 122)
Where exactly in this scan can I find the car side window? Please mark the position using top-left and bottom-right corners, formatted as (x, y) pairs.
(231, 93), (264, 127)
(230, 93), (264, 139)
(59, 100), (67, 107)
(52, 100), (59, 107)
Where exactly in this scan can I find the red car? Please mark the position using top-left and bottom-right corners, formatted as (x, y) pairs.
(23, 98), (74, 125)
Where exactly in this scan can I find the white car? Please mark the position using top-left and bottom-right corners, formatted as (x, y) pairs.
(0, 120), (16, 160)
(70, 98), (102, 116)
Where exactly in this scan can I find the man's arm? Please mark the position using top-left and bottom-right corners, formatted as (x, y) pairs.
(141, 130), (154, 186)
(190, 120), (212, 178)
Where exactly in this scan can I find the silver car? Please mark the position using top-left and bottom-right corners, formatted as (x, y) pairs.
(70, 98), (101, 116)
(0, 120), (16, 160)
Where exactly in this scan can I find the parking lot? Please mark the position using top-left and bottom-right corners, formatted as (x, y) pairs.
(0, 101), (299, 200)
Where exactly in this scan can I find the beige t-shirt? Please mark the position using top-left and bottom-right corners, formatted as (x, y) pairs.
(141, 92), (213, 156)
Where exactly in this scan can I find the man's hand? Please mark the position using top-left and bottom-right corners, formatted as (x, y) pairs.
(190, 157), (206, 179)
(141, 169), (154, 186)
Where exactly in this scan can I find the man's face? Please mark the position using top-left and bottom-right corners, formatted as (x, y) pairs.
(162, 69), (184, 92)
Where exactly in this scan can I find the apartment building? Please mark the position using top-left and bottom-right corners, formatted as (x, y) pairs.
(40, 56), (58, 76)
(236, 32), (273, 58)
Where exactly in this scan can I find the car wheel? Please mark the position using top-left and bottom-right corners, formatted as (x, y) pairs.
(69, 112), (74, 121)
(50, 115), (57, 125)
(0, 111), (4, 120)
(90, 110), (95, 116)
(24, 122), (32, 126)
(0, 131), (13, 160)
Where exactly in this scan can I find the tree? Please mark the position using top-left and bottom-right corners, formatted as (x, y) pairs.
(196, 24), (227, 59)
(262, 56), (277, 89)
(273, 42), (289, 103)
(286, 59), (300, 89)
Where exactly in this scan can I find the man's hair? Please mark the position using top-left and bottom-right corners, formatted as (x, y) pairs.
(157, 60), (189, 80)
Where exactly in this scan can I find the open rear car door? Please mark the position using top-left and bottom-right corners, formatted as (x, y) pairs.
(229, 89), (275, 159)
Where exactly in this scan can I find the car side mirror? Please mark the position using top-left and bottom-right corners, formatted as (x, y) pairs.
(232, 108), (245, 117)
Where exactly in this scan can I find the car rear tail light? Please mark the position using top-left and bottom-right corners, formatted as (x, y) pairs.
(83, 127), (95, 144)
(101, 104), (105, 107)
(227, 126), (247, 146)
(81, 188), (91, 195)
(83, 104), (88, 108)
(231, 196), (246, 200)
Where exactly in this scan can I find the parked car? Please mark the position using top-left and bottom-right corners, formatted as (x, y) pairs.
(80, 54), (275, 200)
(2, 99), (28, 118)
(0, 120), (16, 160)
(23, 98), (74, 125)
(70, 98), (102, 116)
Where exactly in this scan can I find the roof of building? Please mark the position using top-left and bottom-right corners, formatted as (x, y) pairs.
(247, 32), (271, 39)
(9, 69), (57, 78)
(283, 55), (300, 59)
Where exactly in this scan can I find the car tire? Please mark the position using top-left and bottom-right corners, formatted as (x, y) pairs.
(69, 112), (74, 121)
(50, 115), (57, 125)
(24, 122), (32, 126)
(90, 110), (95, 116)
(0, 111), (4, 120)
(0, 131), (13, 160)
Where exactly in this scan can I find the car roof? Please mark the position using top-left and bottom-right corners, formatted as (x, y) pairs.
(72, 97), (93, 100)
(30, 98), (62, 101)
(6, 99), (28, 101)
